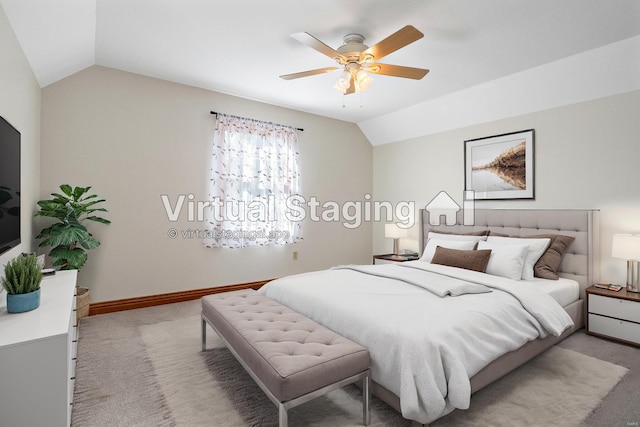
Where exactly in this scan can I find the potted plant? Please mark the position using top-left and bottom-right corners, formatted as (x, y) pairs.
(35, 185), (110, 319)
(2, 254), (43, 313)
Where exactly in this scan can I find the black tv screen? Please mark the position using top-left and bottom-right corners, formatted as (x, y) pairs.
(0, 115), (21, 255)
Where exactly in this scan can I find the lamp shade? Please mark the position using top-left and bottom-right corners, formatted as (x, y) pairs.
(385, 224), (407, 239)
(612, 234), (640, 261)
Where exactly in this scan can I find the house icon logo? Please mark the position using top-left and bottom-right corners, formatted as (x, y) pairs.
(425, 191), (460, 226)
(425, 190), (476, 226)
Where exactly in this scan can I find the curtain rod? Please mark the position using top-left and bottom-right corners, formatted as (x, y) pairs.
(210, 111), (303, 132)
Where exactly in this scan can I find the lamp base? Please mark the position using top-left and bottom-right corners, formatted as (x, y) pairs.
(393, 238), (400, 256)
(626, 260), (640, 292)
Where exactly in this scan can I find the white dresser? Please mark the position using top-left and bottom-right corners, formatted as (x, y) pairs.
(0, 270), (78, 426)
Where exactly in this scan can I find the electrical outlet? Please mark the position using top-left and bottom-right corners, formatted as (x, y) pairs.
(292, 251), (298, 260)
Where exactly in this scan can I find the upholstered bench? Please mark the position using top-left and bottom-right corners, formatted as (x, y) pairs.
(201, 289), (371, 427)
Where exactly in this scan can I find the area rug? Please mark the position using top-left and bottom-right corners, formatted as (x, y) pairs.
(136, 315), (628, 426)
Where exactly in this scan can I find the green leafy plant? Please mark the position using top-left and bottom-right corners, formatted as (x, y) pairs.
(35, 185), (111, 270)
(2, 254), (43, 294)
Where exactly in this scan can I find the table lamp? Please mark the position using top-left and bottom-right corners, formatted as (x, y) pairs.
(385, 224), (407, 256)
(612, 234), (640, 292)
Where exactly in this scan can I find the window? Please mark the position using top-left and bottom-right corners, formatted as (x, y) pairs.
(204, 113), (302, 248)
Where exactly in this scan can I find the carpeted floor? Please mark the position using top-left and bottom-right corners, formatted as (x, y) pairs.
(71, 300), (639, 426)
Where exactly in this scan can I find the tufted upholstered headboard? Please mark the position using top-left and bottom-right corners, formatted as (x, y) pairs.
(420, 209), (600, 298)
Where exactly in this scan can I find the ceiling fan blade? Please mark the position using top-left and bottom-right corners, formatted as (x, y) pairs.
(279, 67), (339, 80)
(290, 32), (346, 62)
(362, 25), (424, 61)
(369, 63), (429, 80)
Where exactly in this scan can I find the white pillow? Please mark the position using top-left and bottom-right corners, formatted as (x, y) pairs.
(477, 240), (529, 280)
(420, 239), (477, 262)
(487, 236), (551, 280)
(427, 232), (488, 243)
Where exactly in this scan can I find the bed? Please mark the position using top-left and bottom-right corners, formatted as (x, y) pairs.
(259, 209), (599, 424)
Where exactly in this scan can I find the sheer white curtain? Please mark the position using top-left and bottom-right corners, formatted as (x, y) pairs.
(204, 113), (302, 248)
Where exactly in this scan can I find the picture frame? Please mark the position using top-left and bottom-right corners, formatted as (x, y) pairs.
(464, 129), (534, 200)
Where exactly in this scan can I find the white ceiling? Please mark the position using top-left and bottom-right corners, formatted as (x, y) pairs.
(2, 0), (640, 141)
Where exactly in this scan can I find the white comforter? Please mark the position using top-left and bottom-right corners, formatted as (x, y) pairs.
(258, 261), (574, 424)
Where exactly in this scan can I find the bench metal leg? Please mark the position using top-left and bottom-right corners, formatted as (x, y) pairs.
(278, 403), (288, 427)
(201, 317), (207, 351)
(363, 371), (371, 426)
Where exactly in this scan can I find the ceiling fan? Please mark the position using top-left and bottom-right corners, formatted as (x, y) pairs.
(280, 25), (429, 95)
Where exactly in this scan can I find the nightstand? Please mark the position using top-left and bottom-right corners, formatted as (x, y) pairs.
(585, 285), (640, 347)
(373, 254), (419, 265)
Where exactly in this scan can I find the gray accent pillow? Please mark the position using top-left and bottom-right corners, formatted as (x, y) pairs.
(431, 246), (492, 273)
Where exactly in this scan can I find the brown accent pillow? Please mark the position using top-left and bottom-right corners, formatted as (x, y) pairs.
(532, 234), (575, 280)
(488, 233), (575, 280)
(429, 229), (489, 236)
(431, 246), (492, 273)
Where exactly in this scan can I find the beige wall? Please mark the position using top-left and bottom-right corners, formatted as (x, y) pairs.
(41, 66), (372, 302)
(0, 6), (41, 268)
(373, 90), (640, 285)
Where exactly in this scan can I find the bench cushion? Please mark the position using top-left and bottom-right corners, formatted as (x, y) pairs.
(202, 289), (370, 402)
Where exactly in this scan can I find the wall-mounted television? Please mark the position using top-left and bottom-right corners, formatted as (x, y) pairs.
(0, 115), (21, 255)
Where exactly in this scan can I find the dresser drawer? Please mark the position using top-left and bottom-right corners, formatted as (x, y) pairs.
(68, 376), (75, 422)
(589, 294), (640, 323)
(588, 313), (640, 345)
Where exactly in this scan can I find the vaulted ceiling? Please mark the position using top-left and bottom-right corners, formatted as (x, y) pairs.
(2, 0), (639, 145)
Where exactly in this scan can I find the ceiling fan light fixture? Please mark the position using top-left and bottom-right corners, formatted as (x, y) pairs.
(355, 69), (373, 92)
(334, 70), (352, 93)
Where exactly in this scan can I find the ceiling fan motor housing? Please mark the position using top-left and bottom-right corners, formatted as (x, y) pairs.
(336, 33), (370, 64)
